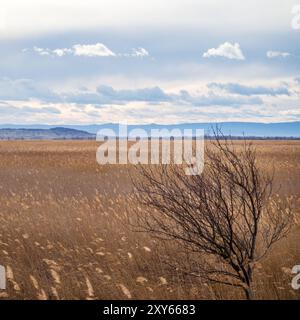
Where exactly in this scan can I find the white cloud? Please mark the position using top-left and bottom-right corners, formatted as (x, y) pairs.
(203, 42), (245, 60)
(0, 1), (294, 40)
(130, 47), (149, 57)
(0, 7), (7, 31)
(29, 44), (150, 58)
(266, 51), (291, 58)
(53, 48), (73, 57)
(34, 46), (73, 57)
(33, 46), (51, 56)
(72, 43), (115, 57)
(33, 44), (115, 57)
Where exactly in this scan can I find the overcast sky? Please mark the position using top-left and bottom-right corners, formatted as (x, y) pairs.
(0, 0), (300, 124)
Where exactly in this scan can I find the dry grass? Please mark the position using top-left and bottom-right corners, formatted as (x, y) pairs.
(0, 140), (299, 300)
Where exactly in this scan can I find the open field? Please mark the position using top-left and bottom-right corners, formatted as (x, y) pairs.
(0, 140), (299, 300)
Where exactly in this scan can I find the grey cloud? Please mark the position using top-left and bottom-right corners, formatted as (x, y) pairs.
(64, 85), (262, 107)
(208, 82), (290, 96)
(62, 92), (105, 104)
(0, 103), (61, 115)
(0, 78), (60, 102)
(0, 78), (264, 109)
(62, 86), (171, 105)
(180, 91), (263, 107)
(96, 85), (170, 102)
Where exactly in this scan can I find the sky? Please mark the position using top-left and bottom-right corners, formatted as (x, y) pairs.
(0, 0), (300, 125)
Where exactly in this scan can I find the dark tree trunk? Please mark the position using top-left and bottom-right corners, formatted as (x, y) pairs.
(244, 286), (254, 300)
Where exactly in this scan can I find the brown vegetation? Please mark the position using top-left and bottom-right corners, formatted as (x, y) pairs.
(0, 140), (299, 300)
(132, 136), (293, 299)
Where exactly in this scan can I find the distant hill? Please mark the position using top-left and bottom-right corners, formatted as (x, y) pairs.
(0, 122), (299, 139)
(0, 127), (95, 140)
(70, 122), (300, 138)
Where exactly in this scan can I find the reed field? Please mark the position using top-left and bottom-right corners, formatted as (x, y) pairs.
(0, 140), (299, 300)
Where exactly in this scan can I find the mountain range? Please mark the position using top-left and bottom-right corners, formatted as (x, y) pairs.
(0, 122), (299, 139)
(0, 127), (95, 140)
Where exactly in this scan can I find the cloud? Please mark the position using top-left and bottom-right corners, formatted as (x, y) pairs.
(21, 106), (61, 114)
(0, 104), (61, 115)
(128, 47), (149, 57)
(28, 44), (149, 58)
(2, 1), (294, 40)
(0, 78), (60, 102)
(97, 85), (168, 102)
(266, 51), (291, 58)
(52, 48), (73, 57)
(203, 42), (245, 60)
(0, 79), (272, 122)
(33, 46), (73, 57)
(33, 46), (51, 56)
(73, 43), (116, 57)
(63, 85), (170, 104)
(3, 78), (300, 124)
(32, 43), (115, 57)
(178, 90), (262, 107)
(208, 82), (290, 96)
(62, 85), (262, 107)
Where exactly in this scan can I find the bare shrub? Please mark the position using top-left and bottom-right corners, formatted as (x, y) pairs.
(132, 131), (293, 299)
